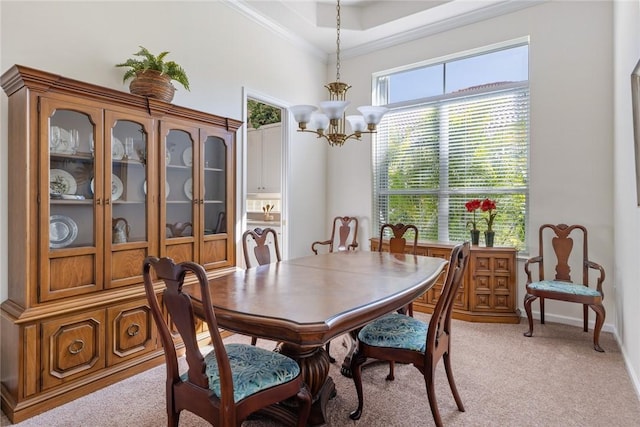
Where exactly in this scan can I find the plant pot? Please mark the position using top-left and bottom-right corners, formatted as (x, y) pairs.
(470, 229), (480, 245)
(129, 70), (175, 103)
(484, 230), (495, 247)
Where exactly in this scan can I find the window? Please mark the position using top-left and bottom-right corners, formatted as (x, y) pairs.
(373, 43), (529, 249)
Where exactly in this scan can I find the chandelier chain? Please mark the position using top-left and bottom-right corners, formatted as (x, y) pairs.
(335, 0), (341, 82)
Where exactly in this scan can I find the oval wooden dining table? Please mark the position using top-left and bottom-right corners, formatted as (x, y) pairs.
(189, 250), (447, 426)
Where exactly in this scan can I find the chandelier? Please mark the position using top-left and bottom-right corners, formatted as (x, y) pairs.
(290, 0), (388, 147)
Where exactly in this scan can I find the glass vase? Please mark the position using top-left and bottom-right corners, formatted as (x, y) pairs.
(470, 229), (480, 245)
(485, 230), (495, 247)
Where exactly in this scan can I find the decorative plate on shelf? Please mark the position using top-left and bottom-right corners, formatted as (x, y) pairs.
(111, 175), (124, 201)
(166, 148), (171, 165)
(49, 214), (78, 249)
(90, 175), (124, 201)
(112, 137), (125, 160)
(184, 178), (193, 200)
(182, 147), (192, 167)
(50, 169), (77, 195)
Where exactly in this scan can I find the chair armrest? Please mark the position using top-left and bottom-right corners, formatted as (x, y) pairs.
(524, 255), (543, 283)
(586, 260), (606, 296)
(348, 242), (359, 251)
(311, 239), (332, 255)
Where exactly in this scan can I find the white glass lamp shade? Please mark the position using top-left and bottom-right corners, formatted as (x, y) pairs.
(309, 112), (329, 131)
(319, 100), (350, 120)
(346, 115), (367, 133)
(357, 106), (388, 125)
(290, 105), (317, 124)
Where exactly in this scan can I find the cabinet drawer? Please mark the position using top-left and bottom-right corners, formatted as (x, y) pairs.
(106, 299), (156, 366)
(41, 309), (106, 390)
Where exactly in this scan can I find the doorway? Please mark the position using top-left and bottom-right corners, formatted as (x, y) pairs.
(242, 91), (288, 264)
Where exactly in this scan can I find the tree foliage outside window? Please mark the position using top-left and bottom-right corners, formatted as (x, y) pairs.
(248, 99), (281, 129)
(373, 44), (529, 249)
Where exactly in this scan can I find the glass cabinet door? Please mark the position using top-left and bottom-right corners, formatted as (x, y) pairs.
(109, 120), (149, 244)
(203, 135), (227, 235)
(48, 109), (96, 248)
(164, 128), (195, 240)
(42, 98), (103, 301)
(106, 113), (154, 289)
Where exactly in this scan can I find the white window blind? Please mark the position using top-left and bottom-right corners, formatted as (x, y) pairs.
(373, 84), (529, 248)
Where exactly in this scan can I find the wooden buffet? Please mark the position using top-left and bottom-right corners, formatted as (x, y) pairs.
(0, 65), (240, 423)
(371, 238), (521, 323)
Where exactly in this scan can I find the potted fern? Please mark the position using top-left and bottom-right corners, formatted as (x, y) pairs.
(116, 46), (190, 103)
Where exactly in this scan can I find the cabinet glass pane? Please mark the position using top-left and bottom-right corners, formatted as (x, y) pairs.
(204, 136), (226, 235)
(49, 109), (95, 249)
(111, 120), (148, 243)
(166, 129), (194, 238)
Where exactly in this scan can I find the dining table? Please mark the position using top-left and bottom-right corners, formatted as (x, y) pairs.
(189, 250), (447, 426)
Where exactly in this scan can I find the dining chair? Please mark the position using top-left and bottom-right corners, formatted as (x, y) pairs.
(311, 215), (359, 254)
(379, 222), (419, 316)
(349, 242), (470, 427)
(523, 223), (606, 351)
(242, 227), (281, 345)
(142, 256), (311, 427)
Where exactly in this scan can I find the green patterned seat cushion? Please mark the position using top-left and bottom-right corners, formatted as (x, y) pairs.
(358, 313), (429, 353)
(528, 280), (601, 297)
(181, 343), (300, 403)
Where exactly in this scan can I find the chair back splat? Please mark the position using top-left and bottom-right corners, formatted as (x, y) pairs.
(242, 227), (281, 268)
(349, 242), (470, 427)
(143, 256), (311, 427)
(523, 223), (606, 352)
(379, 223), (419, 255)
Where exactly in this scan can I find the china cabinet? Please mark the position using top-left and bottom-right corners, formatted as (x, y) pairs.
(0, 65), (240, 422)
(371, 238), (520, 323)
(247, 123), (281, 193)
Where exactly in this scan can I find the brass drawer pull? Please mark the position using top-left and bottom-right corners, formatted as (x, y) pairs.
(68, 339), (85, 355)
(127, 323), (141, 337)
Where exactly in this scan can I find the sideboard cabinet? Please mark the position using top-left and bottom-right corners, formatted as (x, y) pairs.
(0, 65), (241, 422)
(371, 238), (521, 323)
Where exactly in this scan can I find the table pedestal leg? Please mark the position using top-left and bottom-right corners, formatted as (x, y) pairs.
(276, 342), (335, 426)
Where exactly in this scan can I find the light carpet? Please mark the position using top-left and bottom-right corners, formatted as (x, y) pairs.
(2, 315), (639, 426)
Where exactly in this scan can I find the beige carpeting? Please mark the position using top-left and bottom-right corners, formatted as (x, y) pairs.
(2, 314), (639, 426)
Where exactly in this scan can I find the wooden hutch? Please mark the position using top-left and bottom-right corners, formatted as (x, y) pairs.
(371, 238), (521, 323)
(0, 65), (241, 422)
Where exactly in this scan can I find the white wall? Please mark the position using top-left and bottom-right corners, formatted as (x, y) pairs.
(0, 1), (329, 303)
(613, 0), (640, 398)
(329, 1), (617, 328)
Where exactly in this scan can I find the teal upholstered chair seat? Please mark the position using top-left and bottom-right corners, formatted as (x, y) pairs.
(527, 280), (602, 297)
(358, 313), (428, 353)
(182, 343), (300, 403)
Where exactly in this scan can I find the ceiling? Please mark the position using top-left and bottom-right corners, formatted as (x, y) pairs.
(228, 0), (542, 60)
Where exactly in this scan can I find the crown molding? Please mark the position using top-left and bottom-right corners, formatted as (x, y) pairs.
(340, 0), (546, 59)
(223, 0), (329, 63)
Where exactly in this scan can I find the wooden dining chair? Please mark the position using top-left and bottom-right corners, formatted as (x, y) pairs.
(379, 222), (419, 316)
(523, 223), (606, 351)
(349, 242), (470, 427)
(242, 227), (281, 345)
(142, 256), (311, 427)
(311, 216), (359, 254)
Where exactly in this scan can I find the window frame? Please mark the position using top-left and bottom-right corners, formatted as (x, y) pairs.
(371, 40), (530, 249)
